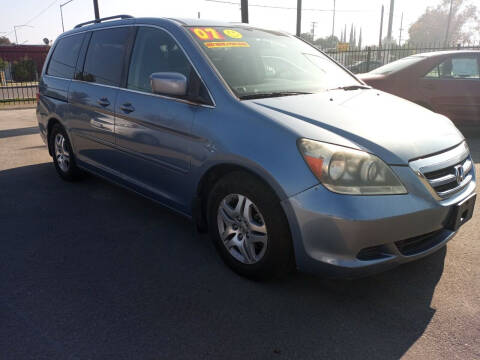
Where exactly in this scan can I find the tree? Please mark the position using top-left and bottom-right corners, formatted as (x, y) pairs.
(314, 36), (339, 49)
(300, 32), (313, 43)
(0, 36), (11, 45)
(408, 0), (478, 45)
(12, 57), (36, 82)
(0, 58), (6, 71)
(349, 24), (354, 46)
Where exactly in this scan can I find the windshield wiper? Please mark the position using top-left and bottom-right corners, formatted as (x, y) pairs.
(328, 85), (371, 91)
(239, 91), (313, 100)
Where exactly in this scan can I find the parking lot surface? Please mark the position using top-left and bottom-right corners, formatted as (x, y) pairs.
(0, 109), (479, 360)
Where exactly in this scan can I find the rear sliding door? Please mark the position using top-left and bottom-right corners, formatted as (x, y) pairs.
(68, 27), (134, 168)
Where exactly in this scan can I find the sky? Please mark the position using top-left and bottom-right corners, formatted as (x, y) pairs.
(0, 0), (454, 46)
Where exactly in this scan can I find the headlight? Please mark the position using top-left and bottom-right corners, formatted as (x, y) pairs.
(298, 138), (407, 195)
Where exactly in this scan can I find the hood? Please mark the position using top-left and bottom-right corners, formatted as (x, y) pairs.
(245, 89), (463, 164)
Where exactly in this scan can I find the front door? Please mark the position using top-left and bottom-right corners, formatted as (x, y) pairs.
(114, 26), (203, 213)
(420, 54), (480, 124)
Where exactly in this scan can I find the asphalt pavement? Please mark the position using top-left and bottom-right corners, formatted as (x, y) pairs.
(0, 109), (479, 360)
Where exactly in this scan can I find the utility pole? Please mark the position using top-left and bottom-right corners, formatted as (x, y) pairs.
(93, 0), (100, 20)
(331, 0), (336, 38)
(444, 0), (453, 46)
(379, 5), (384, 47)
(296, 0), (302, 36)
(311, 21), (317, 40)
(60, 0), (75, 32)
(387, 0), (394, 42)
(241, 0), (248, 23)
(398, 12), (403, 46)
(13, 25), (33, 45)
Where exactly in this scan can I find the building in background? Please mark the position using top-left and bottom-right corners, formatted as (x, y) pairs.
(0, 45), (50, 81)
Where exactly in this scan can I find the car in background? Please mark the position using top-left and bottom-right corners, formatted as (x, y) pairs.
(347, 60), (383, 74)
(358, 51), (480, 126)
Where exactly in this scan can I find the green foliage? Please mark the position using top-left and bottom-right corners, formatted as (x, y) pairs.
(314, 36), (340, 50)
(408, 0), (479, 45)
(300, 34), (340, 50)
(0, 57), (6, 71)
(12, 57), (36, 82)
(0, 36), (11, 45)
(300, 32), (313, 43)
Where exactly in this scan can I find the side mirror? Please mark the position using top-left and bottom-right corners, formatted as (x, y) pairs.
(150, 72), (187, 96)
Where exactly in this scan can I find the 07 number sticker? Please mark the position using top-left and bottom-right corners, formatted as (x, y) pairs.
(190, 27), (225, 40)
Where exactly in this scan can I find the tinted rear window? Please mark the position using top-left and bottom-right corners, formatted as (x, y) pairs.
(47, 33), (84, 79)
(370, 56), (425, 75)
(83, 27), (131, 86)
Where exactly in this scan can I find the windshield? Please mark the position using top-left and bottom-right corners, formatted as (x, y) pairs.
(187, 26), (360, 98)
(370, 56), (425, 75)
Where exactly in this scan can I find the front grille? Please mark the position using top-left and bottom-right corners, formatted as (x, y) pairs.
(395, 230), (445, 256)
(423, 157), (473, 197)
(356, 245), (390, 261)
(410, 142), (474, 200)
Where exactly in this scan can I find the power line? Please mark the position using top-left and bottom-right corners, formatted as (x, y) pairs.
(4, 0), (60, 37)
(25, 0), (61, 26)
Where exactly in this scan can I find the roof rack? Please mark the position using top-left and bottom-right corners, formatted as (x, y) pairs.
(74, 15), (134, 29)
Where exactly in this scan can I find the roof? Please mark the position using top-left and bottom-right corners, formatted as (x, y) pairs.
(61, 15), (256, 39)
(166, 18), (251, 27)
(412, 50), (480, 57)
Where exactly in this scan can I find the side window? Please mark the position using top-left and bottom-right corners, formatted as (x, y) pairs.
(127, 27), (193, 93)
(451, 57), (479, 78)
(82, 27), (131, 86)
(425, 57), (480, 79)
(425, 64), (440, 78)
(47, 33), (85, 79)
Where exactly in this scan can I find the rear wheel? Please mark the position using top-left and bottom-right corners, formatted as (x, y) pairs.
(208, 172), (294, 280)
(50, 123), (83, 181)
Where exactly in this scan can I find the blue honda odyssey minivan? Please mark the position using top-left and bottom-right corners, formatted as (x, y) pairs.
(37, 15), (476, 279)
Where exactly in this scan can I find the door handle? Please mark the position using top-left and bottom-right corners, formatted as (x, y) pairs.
(120, 103), (135, 113)
(97, 97), (110, 107)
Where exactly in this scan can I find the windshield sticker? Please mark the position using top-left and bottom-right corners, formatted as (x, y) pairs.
(190, 27), (225, 40)
(204, 41), (250, 48)
(223, 29), (243, 39)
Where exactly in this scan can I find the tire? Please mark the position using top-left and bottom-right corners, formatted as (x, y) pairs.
(207, 171), (294, 280)
(49, 123), (83, 181)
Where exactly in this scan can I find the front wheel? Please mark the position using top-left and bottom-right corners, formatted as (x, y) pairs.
(208, 172), (294, 280)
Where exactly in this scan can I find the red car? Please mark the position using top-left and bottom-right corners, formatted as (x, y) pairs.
(358, 50), (480, 126)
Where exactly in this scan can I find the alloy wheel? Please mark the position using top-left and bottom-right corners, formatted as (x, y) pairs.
(217, 193), (268, 264)
(54, 133), (70, 172)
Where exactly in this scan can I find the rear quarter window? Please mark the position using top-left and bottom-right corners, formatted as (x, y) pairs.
(47, 33), (85, 79)
(82, 27), (131, 86)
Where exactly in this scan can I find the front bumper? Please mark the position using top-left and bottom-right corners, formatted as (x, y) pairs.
(282, 165), (476, 278)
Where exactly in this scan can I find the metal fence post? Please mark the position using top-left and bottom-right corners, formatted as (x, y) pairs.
(366, 46), (371, 72)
